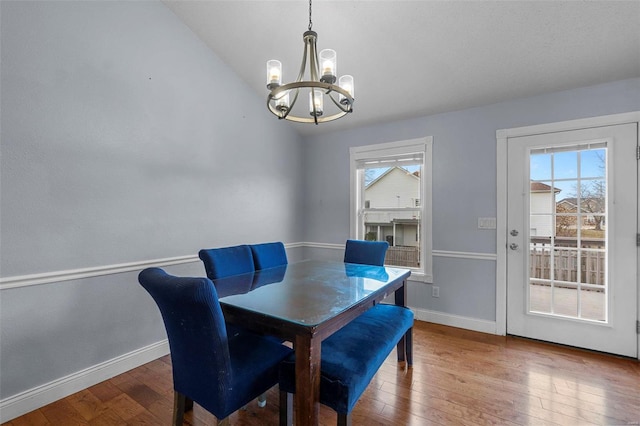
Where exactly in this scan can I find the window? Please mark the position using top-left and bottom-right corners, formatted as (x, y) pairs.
(350, 137), (433, 282)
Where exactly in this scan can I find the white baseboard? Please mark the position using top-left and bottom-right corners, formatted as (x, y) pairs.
(412, 307), (497, 335)
(0, 340), (169, 423)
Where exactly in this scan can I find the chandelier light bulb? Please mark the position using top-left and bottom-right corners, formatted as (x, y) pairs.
(309, 89), (324, 116)
(266, 60), (282, 89)
(339, 75), (355, 105)
(319, 49), (337, 83)
(275, 91), (290, 112)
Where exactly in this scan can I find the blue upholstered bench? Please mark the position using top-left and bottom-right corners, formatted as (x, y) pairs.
(279, 303), (414, 426)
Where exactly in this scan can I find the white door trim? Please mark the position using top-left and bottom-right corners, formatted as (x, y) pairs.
(496, 112), (640, 359)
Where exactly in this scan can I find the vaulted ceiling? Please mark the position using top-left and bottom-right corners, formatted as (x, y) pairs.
(163, 1), (640, 135)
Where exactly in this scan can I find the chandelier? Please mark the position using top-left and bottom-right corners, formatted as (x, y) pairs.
(266, 0), (354, 125)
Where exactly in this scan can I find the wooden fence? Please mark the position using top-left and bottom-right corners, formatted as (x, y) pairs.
(383, 242), (605, 282)
(530, 244), (605, 285)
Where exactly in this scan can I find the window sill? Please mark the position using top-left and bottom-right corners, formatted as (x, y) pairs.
(400, 269), (432, 284)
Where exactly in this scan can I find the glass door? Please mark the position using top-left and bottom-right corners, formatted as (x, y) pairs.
(507, 123), (637, 357)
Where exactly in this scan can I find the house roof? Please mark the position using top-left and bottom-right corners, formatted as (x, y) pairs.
(558, 197), (578, 207)
(530, 182), (561, 193)
(557, 197), (604, 211)
(366, 166), (419, 189)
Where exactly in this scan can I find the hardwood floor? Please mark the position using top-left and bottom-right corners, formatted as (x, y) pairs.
(4, 321), (639, 425)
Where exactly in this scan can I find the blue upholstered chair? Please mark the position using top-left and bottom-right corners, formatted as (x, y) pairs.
(138, 268), (292, 425)
(278, 304), (414, 426)
(198, 244), (255, 280)
(198, 245), (258, 338)
(250, 242), (288, 270)
(343, 239), (389, 266)
(198, 244), (277, 408)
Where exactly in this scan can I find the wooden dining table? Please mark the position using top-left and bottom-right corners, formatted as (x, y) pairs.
(214, 259), (411, 426)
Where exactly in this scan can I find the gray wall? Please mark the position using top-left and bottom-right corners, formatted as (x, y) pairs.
(0, 1), (303, 400)
(302, 78), (640, 321)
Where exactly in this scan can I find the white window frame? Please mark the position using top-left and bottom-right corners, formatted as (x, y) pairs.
(349, 137), (433, 283)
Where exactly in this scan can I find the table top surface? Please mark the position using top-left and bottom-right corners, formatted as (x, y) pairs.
(214, 260), (411, 327)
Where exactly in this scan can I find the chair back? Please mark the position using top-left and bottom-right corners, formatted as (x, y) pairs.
(199, 244), (255, 279)
(343, 239), (389, 266)
(250, 242), (288, 270)
(138, 268), (231, 412)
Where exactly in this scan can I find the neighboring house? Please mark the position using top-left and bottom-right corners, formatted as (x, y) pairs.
(530, 181), (561, 237)
(530, 184), (605, 251)
(364, 167), (420, 247)
(556, 197), (605, 228)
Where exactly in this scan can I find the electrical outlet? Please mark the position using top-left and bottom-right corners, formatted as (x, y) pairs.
(432, 286), (440, 298)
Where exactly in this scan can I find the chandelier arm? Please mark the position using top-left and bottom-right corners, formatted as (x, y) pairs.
(267, 81), (353, 121)
(310, 89), (318, 124)
(305, 31), (320, 82)
(308, 34), (319, 120)
(270, 81), (349, 95)
(285, 88), (301, 119)
(296, 34), (310, 82)
(326, 91), (353, 113)
(279, 110), (348, 124)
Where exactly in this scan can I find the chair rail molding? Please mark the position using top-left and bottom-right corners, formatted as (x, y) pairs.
(0, 255), (198, 290)
(0, 242), (497, 290)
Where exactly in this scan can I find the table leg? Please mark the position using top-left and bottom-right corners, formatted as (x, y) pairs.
(294, 334), (321, 425)
(395, 279), (409, 363)
(394, 278), (407, 307)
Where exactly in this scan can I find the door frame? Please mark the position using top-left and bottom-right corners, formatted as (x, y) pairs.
(496, 111), (640, 359)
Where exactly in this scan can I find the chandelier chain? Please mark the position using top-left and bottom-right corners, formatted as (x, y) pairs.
(308, 0), (313, 30)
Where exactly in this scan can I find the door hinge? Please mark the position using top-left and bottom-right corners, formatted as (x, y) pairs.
(637, 234), (640, 247)
(637, 145), (640, 160)
(637, 320), (640, 334)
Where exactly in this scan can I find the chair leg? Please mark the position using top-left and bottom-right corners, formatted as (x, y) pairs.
(279, 390), (293, 426)
(257, 392), (267, 407)
(396, 335), (406, 363)
(406, 326), (413, 366)
(173, 392), (186, 426)
(192, 402), (229, 425)
(337, 412), (353, 426)
(396, 327), (414, 367)
(185, 396), (194, 412)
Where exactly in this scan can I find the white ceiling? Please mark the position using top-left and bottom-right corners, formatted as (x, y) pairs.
(163, 0), (640, 136)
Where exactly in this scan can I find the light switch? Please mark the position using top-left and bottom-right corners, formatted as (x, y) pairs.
(478, 217), (496, 229)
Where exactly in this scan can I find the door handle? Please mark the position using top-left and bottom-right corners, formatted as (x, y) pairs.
(510, 243), (519, 250)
